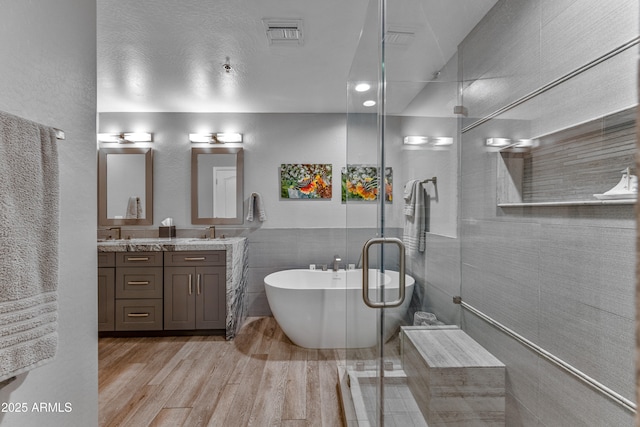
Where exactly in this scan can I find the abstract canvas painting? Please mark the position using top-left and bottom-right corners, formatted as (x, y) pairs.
(280, 163), (333, 199)
(341, 165), (392, 202)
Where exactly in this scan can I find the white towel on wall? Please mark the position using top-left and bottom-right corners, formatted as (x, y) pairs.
(403, 179), (419, 216)
(0, 111), (59, 381)
(247, 192), (267, 222)
(403, 180), (427, 253)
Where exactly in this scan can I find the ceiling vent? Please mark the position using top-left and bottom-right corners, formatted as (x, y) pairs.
(383, 28), (415, 46)
(263, 19), (304, 46)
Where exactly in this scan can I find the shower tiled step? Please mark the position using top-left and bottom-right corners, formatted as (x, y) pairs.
(401, 326), (505, 426)
(338, 366), (428, 427)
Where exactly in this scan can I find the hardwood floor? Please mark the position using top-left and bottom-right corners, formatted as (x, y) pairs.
(98, 317), (346, 427)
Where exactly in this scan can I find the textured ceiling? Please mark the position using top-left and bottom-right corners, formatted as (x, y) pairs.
(97, 0), (497, 114)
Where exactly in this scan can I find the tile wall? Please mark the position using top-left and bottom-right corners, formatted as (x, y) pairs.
(457, 0), (637, 425)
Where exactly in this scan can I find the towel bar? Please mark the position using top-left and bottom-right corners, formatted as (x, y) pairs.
(421, 176), (436, 184)
(420, 176), (438, 201)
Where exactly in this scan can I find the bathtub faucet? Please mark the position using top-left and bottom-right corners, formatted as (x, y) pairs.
(332, 255), (342, 272)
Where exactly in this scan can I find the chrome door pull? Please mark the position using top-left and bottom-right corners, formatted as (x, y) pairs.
(361, 237), (406, 308)
(127, 313), (149, 318)
(127, 281), (150, 286)
(197, 274), (201, 295)
(184, 257), (206, 261)
(188, 274), (193, 295)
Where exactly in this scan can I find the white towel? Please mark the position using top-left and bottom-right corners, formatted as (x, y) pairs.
(125, 196), (138, 219)
(403, 181), (427, 253)
(0, 111), (59, 381)
(246, 192), (267, 222)
(403, 179), (419, 216)
(136, 197), (143, 219)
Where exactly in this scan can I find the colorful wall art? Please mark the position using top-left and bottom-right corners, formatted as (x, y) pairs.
(280, 163), (333, 199)
(341, 165), (393, 202)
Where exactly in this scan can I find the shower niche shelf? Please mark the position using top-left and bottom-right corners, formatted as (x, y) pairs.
(496, 108), (636, 208)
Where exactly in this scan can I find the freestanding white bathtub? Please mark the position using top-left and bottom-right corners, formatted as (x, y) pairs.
(264, 269), (415, 349)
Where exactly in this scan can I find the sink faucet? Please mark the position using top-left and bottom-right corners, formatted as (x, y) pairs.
(108, 227), (121, 240)
(333, 255), (342, 272)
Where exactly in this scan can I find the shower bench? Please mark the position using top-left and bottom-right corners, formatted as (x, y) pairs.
(401, 326), (505, 426)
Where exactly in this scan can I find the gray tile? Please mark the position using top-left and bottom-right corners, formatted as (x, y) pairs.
(538, 292), (635, 398)
(460, 0), (542, 119)
(247, 291), (272, 316)
(504, 392), (539, 427)
(540, 0), (637, 84)
(537, 357), (634, 426)
(463, 313), (540, 418)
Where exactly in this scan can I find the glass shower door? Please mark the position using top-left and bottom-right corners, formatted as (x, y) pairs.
(343, 0), (417, 425)
(343, 0), (471, 425)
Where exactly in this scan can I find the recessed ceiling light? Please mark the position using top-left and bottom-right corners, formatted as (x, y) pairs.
(355, 83), (371, 92)
(363, 100), (376, 107)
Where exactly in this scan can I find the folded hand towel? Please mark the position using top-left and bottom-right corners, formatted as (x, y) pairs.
(0, 111), (59, 381)
(247, 192), (266, 222)
(403, 182), (428, 254)
(403, 179), (420, 216)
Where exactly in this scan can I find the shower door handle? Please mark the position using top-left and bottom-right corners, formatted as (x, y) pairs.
(361, 237), (406, 308)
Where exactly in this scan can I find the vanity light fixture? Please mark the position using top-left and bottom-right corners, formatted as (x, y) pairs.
(403, 136), (453, 146)
(189, 132), (243, 144)
(486, 138), (536, 148)
(97, 132), (153, 144)
(485, 137), (512, 147)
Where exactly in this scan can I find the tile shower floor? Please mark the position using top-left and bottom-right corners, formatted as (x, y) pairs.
(345, 367), (428, 427)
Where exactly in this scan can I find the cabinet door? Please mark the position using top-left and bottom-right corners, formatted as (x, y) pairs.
(98, 267), (115, 331)
(195, 266), (226, 329)
(164, 267), (196, 330)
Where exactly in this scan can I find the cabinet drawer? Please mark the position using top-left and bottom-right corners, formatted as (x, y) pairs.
(115, 299), (163, 331)
(116, 267), (163, 299)
(164, 251), (225, 267)
(116, 252), (163, 267)
(98, 252), (115, 268)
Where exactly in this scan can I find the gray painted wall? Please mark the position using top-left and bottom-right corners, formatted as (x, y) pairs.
(98, 112), (409, 315)
(98, 113), (405, 230)
(458, 0), (637, 425)
(0, 1), (98, 426)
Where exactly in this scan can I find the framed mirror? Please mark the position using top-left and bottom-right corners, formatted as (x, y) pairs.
(98, 147), (153, 226)
(191, 147), (244, 225)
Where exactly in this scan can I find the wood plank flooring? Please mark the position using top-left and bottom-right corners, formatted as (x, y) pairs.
(98, 317), (346, 427)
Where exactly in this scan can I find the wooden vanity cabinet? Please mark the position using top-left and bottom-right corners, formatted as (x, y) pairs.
(114, 252), (163, 331)
(97, 253), (115, 331)
(163, 251), (226, 330)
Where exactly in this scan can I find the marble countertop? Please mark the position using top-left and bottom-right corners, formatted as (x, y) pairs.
(97, 237), (246, 252)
